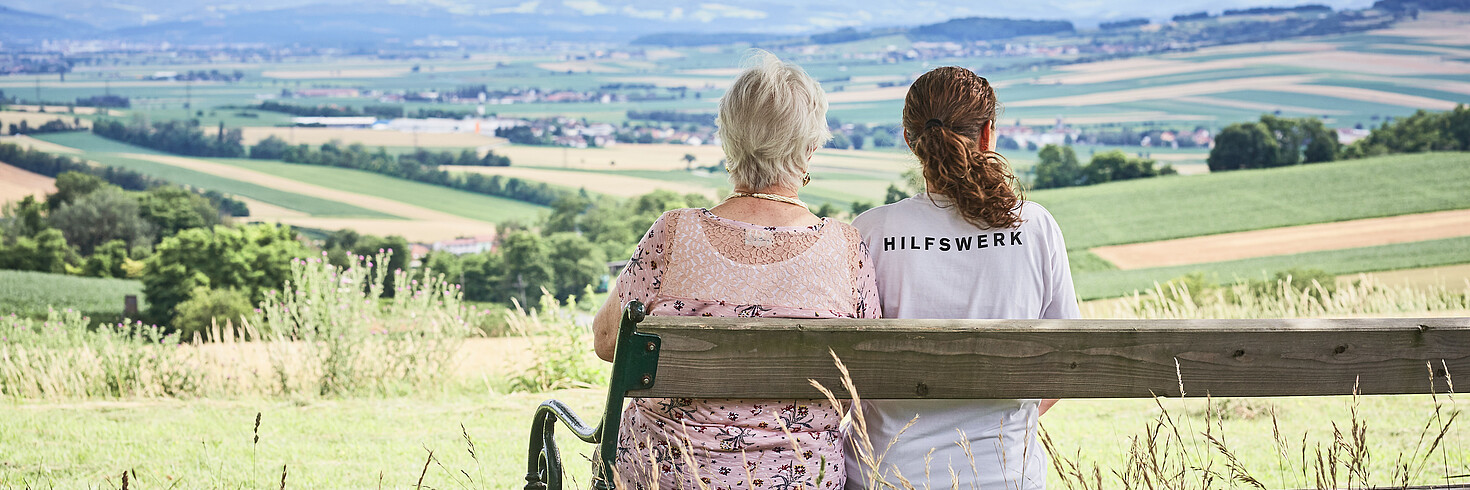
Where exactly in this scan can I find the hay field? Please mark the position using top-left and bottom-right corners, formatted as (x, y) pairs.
(442, 166), (716, 198)
(534, 61), (627, 73)
(1091, 209), (1470, 270)
(493, 143), (727, 170)
(0, 162), (55, 204)
(1172, 96), (1351, 115)
(1, 106), (120, 116)
(238, 127), (506, 148)
(243, 217), (497, 242)
(1340, 264), (1470, 291)
(825, 86), (910, 103)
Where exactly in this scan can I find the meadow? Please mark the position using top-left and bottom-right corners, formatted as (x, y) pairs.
(3, 264), (1467, 488)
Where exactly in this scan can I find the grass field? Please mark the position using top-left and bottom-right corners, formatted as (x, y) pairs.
(2, 377), (1464, 487)
(207, 158), (548, 224)
(1030, 152), (1470, 251)
(1073, 235), (1470, 300)
(0, 270), (143, 319)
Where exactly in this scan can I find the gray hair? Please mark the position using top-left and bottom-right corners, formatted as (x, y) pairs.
(718, 50), (831, 191)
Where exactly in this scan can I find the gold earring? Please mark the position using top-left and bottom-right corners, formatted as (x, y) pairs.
(802, 173), (811, 186)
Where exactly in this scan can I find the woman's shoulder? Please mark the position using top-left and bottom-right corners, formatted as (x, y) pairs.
(1016, 200), (1059, 226)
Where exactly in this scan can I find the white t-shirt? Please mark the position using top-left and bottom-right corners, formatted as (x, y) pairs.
(847, 194), (1080, 489)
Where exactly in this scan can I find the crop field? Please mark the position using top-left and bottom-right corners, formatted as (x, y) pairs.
(28, 133), (397, 219)
(0, 270), (143, 319)
(1029, 152), (1470, 251)
(206, 158), (547, 224)
(0, 162), (55, 204)
(237, 127), (507, 148)
(1073, 235), (1470, 300)
(443, 165), (717, 198)
(1092, 209), (1470, 270)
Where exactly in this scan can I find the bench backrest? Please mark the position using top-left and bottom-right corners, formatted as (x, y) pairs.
(621, 315), (1470, 399)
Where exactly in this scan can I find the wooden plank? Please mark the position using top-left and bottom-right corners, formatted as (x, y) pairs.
(623, 317), (1470, 399)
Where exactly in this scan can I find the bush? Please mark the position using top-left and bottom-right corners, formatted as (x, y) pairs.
(507, 292), (606, 392)
(171, 287), (253, 341)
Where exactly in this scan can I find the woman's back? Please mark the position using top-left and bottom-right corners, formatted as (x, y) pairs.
(848, 195), (1078, 489)
(613, 207), (878, 488)
(853, 195), (1074, 320)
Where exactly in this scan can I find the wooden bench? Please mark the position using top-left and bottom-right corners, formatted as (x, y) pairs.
(523, 301), (1470, 489)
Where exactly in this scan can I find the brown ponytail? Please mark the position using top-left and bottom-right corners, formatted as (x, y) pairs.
(903, 66), (1023, 229)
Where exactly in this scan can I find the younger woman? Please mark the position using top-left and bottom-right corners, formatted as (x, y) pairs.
(847, 66), (1080, 489)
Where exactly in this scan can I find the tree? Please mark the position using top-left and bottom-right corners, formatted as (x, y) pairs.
(826, 132), (853, 150)
(48, 187), (154, 255)
(138, 186), (221, 239)
(143, 223), (308, 327)
(1033, 144), (1082, 189)
(884, 183), (909, 204)
(1300, 118), (1339, 163)
(1208, 123), (1279, 172)
(46, 171), (108, 210)
(682, 153), (696, 171)
(249, 135), (291, 160)
(0, 228), (71, 273)
(1260, 114), (1305, 167)
(83, 239), (131, 278)
(871, 131), (897, 148)
(546, 232), (608, 301)
(1, 195), (48, 242)
(497, 231), (554, 306)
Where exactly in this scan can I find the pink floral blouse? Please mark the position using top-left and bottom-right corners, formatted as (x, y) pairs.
(613, 208), (880, 489)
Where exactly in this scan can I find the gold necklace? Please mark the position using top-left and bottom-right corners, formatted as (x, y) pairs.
(724, 191), (808, 209)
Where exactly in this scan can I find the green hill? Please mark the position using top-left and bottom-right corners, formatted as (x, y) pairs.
(1032, 152), (1470, 251)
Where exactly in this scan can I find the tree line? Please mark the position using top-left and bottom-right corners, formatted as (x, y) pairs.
(1033, 146), (1177, 189)
(5, 117), (85, 135)
(253, 101), (405, 119)
(1207, 105), (1469, 172)
(247, 136), (561, 205)
(93, 118), (246, 158)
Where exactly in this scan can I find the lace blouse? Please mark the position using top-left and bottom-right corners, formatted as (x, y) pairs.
(613, 208), (880, 489)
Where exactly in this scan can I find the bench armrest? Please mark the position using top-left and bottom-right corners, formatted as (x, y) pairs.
(525, 300), (660, 490)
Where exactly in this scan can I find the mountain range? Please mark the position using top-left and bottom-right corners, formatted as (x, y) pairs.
(0, 0), (1380, 46)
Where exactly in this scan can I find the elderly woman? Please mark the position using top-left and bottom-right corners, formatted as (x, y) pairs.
(591, 50), (879, 488)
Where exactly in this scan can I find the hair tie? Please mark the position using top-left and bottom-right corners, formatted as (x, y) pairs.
(924, 118), (943, 129)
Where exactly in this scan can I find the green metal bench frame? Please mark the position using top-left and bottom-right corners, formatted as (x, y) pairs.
(524, 301), (655, 489)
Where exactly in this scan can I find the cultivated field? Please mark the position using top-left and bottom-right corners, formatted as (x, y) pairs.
(493, 143), (728, 170)
(0, 162), (55, 204)
(238, 127), (507, 148)
(0, 270), (143, 318)
(1092, 208), (1470, 270)
(443, 165), (717, 198)
(1031, 152), (1470, 251)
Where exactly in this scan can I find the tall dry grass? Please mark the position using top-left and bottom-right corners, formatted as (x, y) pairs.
(0, 252), (481, 399)
(1093, 273), (1470, 320)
